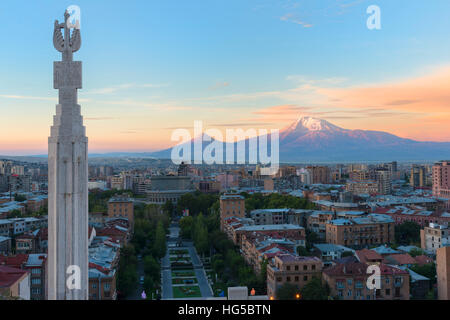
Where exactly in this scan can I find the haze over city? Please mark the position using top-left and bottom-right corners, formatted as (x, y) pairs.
(1, 0), (450, 155)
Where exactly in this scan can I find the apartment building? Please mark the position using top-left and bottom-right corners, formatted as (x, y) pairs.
(240, 233), (295, 274)
(107, 195), (134, 227)
(410, 165), (426, 188)
(196, 180), (221, 193)
(420, 223), (450, 253)
(219, 194), (245, 231)
(433, 161), (450, 198)
(346, 180), (379, 195)
(306, 166), (331, 184)
(230, 224), (305, 247)
(250, 209), (290, 225)
(267, 254), (322, 299)
(325, 214), (395, 248)
(374, 205), (450, 227)
(307, 211), (334, 240)
(375, 168), (392, 195)
(322, 261), (409, 300)
(89, 268), (117, 300)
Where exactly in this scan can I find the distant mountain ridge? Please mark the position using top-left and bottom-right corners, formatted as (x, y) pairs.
(149, 116), (450, 162)
(4, 116), (450, 163)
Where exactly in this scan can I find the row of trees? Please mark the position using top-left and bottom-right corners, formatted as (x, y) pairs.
(117, 244), (138, 298)
(241, 192), (315, 212)
(179, 211), (219, 255)
(276, 277), (330, 300)
(176, 192), (266, 294)
(175, 191), (219, 216)
(209, 230), (267, 294)
(117, 203), (169, 299)
(176, 191), (320, 296)
(134, 204), (168, 298)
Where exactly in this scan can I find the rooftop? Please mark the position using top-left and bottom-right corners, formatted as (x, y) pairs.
(220, 194), (245, 200)
(372, 245), (401, 255)
(236, 224), (304, 232)
(0, 266), (27, 288)
(277, 253), (321, 263)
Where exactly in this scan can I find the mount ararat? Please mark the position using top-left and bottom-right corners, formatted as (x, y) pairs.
(149, 116), (450, 162)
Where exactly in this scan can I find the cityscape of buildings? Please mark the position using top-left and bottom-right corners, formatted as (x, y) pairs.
(1, 158), (450, 300)
(0, 1), (449, 309)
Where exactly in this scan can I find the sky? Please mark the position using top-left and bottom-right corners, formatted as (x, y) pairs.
(0, 0), (449, 155)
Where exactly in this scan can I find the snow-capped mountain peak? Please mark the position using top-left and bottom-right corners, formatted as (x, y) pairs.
(282, 116), (342, 138)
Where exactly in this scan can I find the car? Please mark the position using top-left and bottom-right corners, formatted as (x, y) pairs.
(137, 254), (142, 261)
(139, 276), (145, 284)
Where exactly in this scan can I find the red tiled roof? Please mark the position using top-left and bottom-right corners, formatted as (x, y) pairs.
(414, 255), (433, 266)
(378, 263), (409, 275)
(89, 262), (110, 274)
(356, 249), (383, 263)
(97, 226), (126, 235)
(323, 261), (368, 276)
(264, 251), (286, 259)
(276, 253), (321, 263)
(373, 207), (390, 214)
(0, 254), (28, 269)
(324, 261), (408, 277)
(384, 253), (416, 265)
(0, 265), (27, 288)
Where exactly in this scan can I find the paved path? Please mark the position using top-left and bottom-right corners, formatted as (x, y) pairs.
(161, 224), (213, 299)
(161, 245), (173, 299)
(189, 244), (213, 298)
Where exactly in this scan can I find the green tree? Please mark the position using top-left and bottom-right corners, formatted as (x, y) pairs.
(117, 244), (138, 297)
(305, 230), (320, 250)
(117, 264), (137, 297)
(341, 251), (354, 258)
(162, 200), (174, 217)
(143, 277), (154, 299)
(409, 248), (425, 257)
(410, 263), (436, 284)
(300, 277), (329, 300)
(297, 246), (311, 256)
(212, 254), (225, 275)
(193, 213), (209, 255)
(179, 216), (194, 239)
(425, 289), (435, 300)
(143, 255), (160, 284)
(9, 209), (22, 218)
(153, 221), (167, 259)
(14, 194), (26, 202)
(276, 283), (300, 300)
(395, 221), (421, 245)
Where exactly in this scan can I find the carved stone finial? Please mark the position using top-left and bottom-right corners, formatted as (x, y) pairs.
(53, 10), (81, 61)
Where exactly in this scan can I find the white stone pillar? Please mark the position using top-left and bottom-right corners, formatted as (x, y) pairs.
(47, 11), (88, 300)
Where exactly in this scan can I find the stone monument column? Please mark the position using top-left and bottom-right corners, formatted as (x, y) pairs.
(47, 10), (88, 300)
